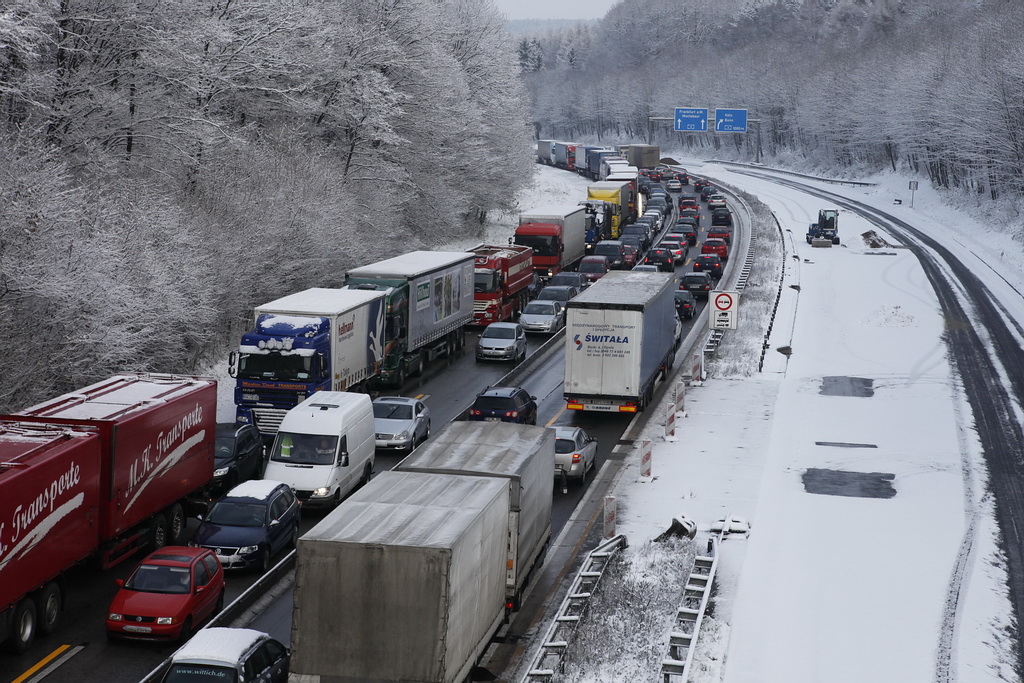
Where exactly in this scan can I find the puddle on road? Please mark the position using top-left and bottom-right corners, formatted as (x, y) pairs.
(820, 376), (874, 397)
(802, 468), (896, 499)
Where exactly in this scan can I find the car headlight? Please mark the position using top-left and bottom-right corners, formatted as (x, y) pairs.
(213, 467), (230, 477)
(156, 617), (176, 625)
(240, 545), (259, 554)
(108, 613), (123, 621)
(396, 431), (409, 440)
(311, 487), (331, 498)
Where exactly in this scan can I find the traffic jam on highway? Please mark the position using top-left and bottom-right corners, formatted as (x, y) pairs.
(0, 142), (744, 683)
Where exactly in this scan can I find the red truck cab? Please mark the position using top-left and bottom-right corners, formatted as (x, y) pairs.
(471, 244), (535, 325)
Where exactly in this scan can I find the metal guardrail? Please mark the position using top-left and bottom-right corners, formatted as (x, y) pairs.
(660, 535), (721, 682)
(521, 534), (629, 682)
(707, 159), (878, 187)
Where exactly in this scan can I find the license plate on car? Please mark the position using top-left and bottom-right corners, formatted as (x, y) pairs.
(123, 624), (152, 633)
(485, 417), (501, 422)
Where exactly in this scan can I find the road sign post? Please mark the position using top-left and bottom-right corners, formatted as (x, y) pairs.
(710, 290), (739, 330)
(713, 108), (748, 133)
(909, 180), (919, 208)
(674, 107), (709, 132)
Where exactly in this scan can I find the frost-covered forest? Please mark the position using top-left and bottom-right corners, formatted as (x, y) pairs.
(521, 0), (1024, 199)
(0, 0), (533, 410)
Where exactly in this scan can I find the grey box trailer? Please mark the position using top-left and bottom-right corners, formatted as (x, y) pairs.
(396, 421), (554, 609)
(289, 470), (510, 683)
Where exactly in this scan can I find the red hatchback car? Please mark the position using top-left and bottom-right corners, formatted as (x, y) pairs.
(701, 238), (729, 262)
(106, 546), (225, 642)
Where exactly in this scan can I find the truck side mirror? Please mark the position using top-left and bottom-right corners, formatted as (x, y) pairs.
(228, 351), (238, 378)
(340, 454), (350, 467)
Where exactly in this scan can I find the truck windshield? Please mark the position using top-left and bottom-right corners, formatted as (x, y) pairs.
(270, 432), (338, 466)
(237, 352), (314, 381)
(514, 235), (558, 257)
(474, 271), (499, 293)
(164, 665), (239, 682)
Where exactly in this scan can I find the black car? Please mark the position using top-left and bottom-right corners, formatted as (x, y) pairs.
(547, 270), (589, 290)
(692, 178), (710, 191)
(193, 480), (301, 572)
(674, 289), (697, 319)
(643, 248), (675, 272)
(700, 186), (717, 202)
(680, 272), (714, 299)
(672, 222), (699, 245)
(692, 253), (724, 278)
(621, 224), (652, 252)
(468, 386), (538, 425)
(593, 240), (626, 270)
(711, 208), (733, 227)
(213, 424), (266, 495)
(678, 208), (701, 226)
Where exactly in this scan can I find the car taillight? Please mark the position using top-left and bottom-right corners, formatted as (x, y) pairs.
(506, 411), (519, 418)
(470, 409), (481, 415)
(572, 453), (581, 463)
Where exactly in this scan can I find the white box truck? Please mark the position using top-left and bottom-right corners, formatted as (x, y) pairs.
(264, 391), (375, 509)
(564, 270), (679, 413)
(230, 287), (386, 436)
(395, 421), (554, 610)
(289, 470), (510, 683)
(345, 251), (474, 386)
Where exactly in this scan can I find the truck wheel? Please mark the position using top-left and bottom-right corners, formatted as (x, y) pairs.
(167, 504), (186, 545)
(9, 599), (36, 653)
(411, 354), (424, 378)
(150, 513), (169, 550)
(37, 583), (62, 636)
(394, 367), (406, 388)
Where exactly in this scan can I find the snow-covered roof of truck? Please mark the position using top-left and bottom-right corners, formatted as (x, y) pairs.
(303, 471), (508, 549)
(569, 270), (674, 307)
(255, 287), (384, 315)
(345, 251), (473, 279)
(519, 203), (585, 219)
(396, 422), (552, 480)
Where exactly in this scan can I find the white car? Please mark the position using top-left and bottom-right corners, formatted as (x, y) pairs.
(372, 396), (430, 452)
(554, 426), (597, 482)
(518, 300), (565, 334)
(708, 194), (727, 209)
(665, 179), (683, 192)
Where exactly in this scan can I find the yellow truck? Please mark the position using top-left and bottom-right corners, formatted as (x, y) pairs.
(586, 181), (634, 239)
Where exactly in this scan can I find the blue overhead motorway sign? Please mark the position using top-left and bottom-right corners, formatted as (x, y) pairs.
(714, 108), (748, 133)
(674, 108), (709, 132)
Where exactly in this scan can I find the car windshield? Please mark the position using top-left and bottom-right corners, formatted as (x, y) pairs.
(555, 438), (576, 454)
(524, 302), (556, 315)
(473, 397), (515, 411)
(164, 664), (239, 682)
(513, 234), (558, 257)
(538, 288), (570, 301)
(373, 402), (413, 420)
(207, 501), (267, 527)
(483, 326), (516, 339)
(236, 352), (313, 382)
(270, 432), (338, 465)
(126, 564), (191, 594)
(214, 435), (235, 464)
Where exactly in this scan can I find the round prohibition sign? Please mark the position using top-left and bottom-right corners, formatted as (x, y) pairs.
(714, 292), (735, 312)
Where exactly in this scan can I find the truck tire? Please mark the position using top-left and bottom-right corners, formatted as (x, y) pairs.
(149, 513), (169, 550)
(410, 353), (424, 378)
(167, 503), (186, 545)
(9, 599), (36, 653)
(37, 583), (62, 636)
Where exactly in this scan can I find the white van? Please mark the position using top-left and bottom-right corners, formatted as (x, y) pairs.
(264, 392), (375, 509)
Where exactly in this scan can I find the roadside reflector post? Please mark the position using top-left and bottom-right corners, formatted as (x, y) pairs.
(603, 496), (617, 538)
(640, 439), (652, 478)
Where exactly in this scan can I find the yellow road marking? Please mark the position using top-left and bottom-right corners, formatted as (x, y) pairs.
(545, 405), (566, 427)
(12, 644), (71, 683)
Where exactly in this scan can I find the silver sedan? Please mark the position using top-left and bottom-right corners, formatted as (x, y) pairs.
(554, 426), (597, 482)
(372, 396), (430, 452)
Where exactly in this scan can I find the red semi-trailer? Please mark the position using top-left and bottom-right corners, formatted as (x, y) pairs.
(514, 205), (587, 280)
(0, 373), (217, 652)
(471, 243), (535, 325)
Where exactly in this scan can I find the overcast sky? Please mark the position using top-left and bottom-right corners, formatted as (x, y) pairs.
(492, 0), (618, 21)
